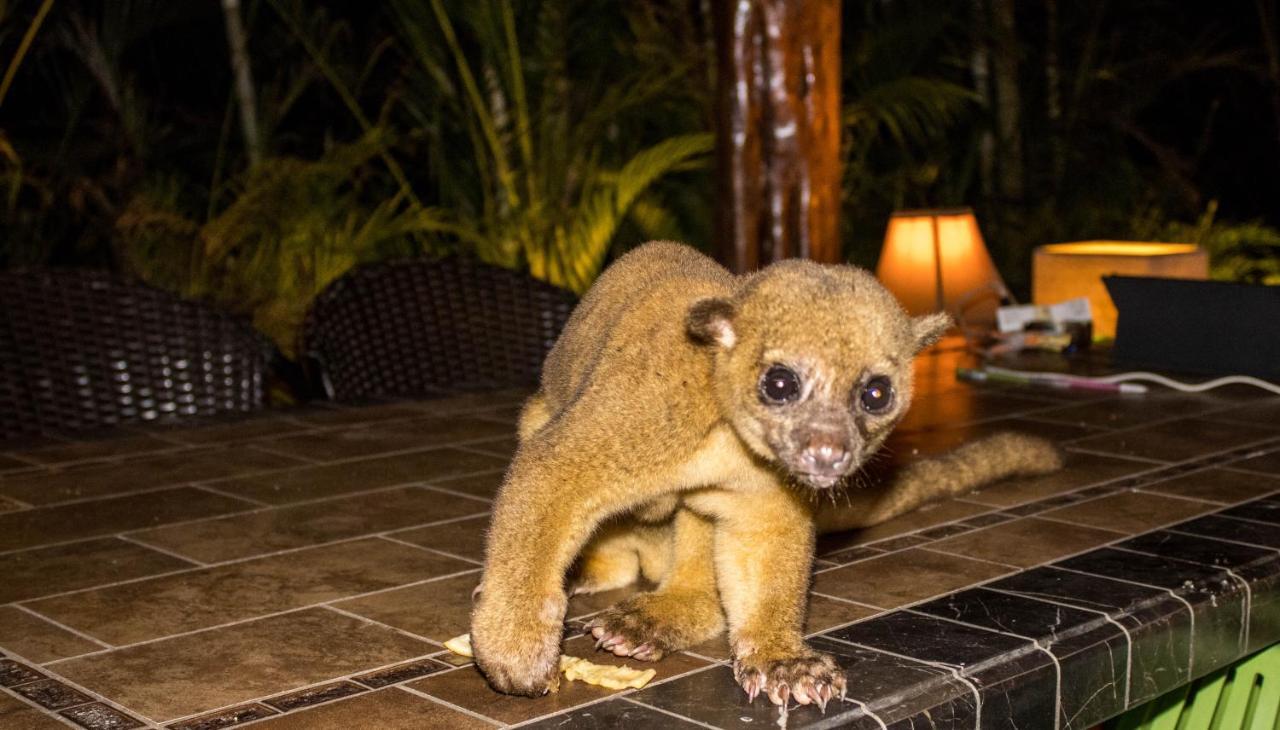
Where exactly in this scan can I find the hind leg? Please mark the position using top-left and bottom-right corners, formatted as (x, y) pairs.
(587, 509), (724, 661)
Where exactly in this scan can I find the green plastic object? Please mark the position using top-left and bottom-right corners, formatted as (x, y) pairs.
(1107, 643), (1280, 730)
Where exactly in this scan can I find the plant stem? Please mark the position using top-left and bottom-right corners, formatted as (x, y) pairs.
(220, 0), (262, 166)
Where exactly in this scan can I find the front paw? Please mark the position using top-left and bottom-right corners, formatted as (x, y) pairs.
(733, 649), (846, 708)
(471, 593), (566, 696)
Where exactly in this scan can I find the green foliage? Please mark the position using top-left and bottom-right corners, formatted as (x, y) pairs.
(1132, 202), (1280, 285)
(386, 0), (711, 293)
(116, 133), (448, 356)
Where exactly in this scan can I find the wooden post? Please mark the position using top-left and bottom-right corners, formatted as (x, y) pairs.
(713, 0), (842, 272)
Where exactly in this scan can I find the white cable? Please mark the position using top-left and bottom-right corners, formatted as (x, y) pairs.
(984, 366), (1280, 396)
(1093, 371), (1280, 396)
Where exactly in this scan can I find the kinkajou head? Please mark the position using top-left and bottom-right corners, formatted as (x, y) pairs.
(686, 258), (951, 489)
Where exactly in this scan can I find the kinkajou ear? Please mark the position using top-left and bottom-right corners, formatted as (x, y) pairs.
(911, 311), (953, 351)
(686, 298), (738, 349)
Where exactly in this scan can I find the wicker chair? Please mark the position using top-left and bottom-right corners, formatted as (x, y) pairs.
(0, 269), (269, 440)
(302, 257), (578, 401)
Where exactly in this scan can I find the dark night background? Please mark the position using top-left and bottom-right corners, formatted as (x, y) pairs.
(2, 0), (1278, 358)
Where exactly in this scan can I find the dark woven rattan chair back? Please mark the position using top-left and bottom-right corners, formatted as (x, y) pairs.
(0, 270), (269, 440)
(303, 257), (577, 401)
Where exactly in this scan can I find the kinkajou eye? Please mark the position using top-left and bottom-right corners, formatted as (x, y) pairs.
(760, 365), (801, 404)
(859, 376), (894, 413)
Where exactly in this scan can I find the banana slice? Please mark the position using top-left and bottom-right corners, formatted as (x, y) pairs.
(442, 634), (657, 690)
(559, 655), (657, 690)
(443, 633), (473, 657)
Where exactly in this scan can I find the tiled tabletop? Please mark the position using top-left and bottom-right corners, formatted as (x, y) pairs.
(1, 346), (1278, 729)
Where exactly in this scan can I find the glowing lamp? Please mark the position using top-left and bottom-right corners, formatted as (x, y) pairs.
(876, 208), (1008, 326)
(1032, 241), (1208, 339)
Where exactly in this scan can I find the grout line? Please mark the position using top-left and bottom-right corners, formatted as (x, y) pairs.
(194, 482), (272, 507)
(902, 609), (1064, 730)
(163, 649), (451, 728)
(1, 685), (104, 729)
(321, 605), (446, 649)
(376, 536), (484, 566)
(32, 564), (482, 659)
(117, 535), (209, 567)
(421, 484), (495, 504)
(1061, 447), (1170, 464)
(11, 604), (113, 650)
(619, 697), (723, 730)
(821, 635), (984, 728)
(0, 651), (166, 728)
(397, 683), (505, 727)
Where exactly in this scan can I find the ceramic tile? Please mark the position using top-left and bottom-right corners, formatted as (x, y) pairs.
(13, 434), (182, 466)
(913, 588), (1127, 727)
(287, 403), (424, 426)
(1039, 491), (1217, 534)
(258, 417), (512, 462)
(1218, 496), (1280, 525)
(28, 538), (471, 646)
(0, 538), (193, 604)
(407, 634), (708, 725)
(521, 699), (705, 729)
(12, 677), (93, 710)
(0, 657), (47, 686)
(0, 487), (255, 552)
(54, 607), (433, 722)
(166, 703), (277, 729)
(211, 448), (508, 504)
(353, 657), (452, 688)
(1117, 529), (1280, 655)
(1055, 547), (1246, 678)
(1117, 530), (1276, 569)
(1031, 393), (1232, 430)
(247, 687), (493, 729)
(142, 416), (312, 446)
(263, 680), (366, 711)
(131, 486), (488, 563)
(1174, 514), (1280, 549)
(1069, 418), (1277, 463)
(332, 572), (480, 643)
(895, 390), (1059, 433)
(962, 451), (1153, 508)
(928, 517), (1123, 568)
(387, 515), (489, 562)
(803, 594), (877, 635)
(882, 417), (1096, 462)
(60, 702), (144, 729)
(0, 692), (67, 729)
(427, 471), (505, 499)
(815, 498), (991, 553)
(812, 548), (1012, 609)
(1206, 398), (1280, 427)
(985, 566), (1192, 705)
(632, 662), (885, 729)
(1232, 449), (1280, 475)
(0, 448), (300, 505)
(1137, 468), (1280, 504)
(828, 611), (1057, 728)
(0, 607), (101, 663)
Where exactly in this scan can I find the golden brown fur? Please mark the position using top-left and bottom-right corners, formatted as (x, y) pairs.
(470, 242), (1063, 707)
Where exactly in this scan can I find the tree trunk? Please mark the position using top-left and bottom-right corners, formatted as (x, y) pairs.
(1045, 0), (1064, 191)
(220, 0), (262, 166)
(712, 0), (841, 272)
(989, 0), (1023, 203)
(970, 0), (995, 203)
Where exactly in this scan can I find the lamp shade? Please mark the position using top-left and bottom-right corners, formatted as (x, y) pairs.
(1032, 241), (1208, 339)
(875, 208), (1007, 324)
